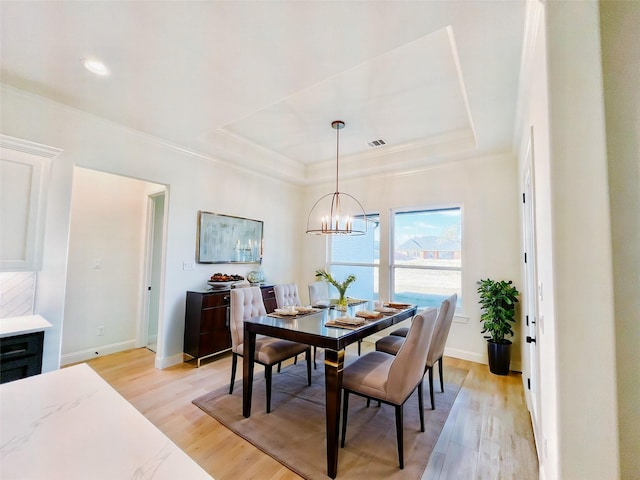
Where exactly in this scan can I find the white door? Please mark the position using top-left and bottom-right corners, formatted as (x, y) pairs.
(145, 192), (165, 353)
(522, 132), (541, 426)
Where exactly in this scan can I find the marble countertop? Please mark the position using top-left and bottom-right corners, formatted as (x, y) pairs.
(0, 314), (52, 338)
(0, 363), (213, 480)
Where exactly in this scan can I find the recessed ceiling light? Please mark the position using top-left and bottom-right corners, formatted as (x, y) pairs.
(83, 58), (109, 76)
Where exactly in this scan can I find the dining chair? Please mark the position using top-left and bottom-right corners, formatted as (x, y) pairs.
(340, 307), (438, 469)
(375, 293), (457, 410)
(229, 286), (312, 413)
(273, 283), (316, 368)
(308, 280), (330, 306)
(274, 283), (302, 308)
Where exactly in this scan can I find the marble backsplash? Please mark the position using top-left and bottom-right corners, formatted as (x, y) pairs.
(0, 272), (36, 319)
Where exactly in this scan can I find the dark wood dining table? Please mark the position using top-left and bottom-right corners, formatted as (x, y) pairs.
(242, 300), (417, 478)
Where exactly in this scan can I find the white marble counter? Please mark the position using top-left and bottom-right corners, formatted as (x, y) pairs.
(0, 314), (52, 338)
(0, 363), (213, 480)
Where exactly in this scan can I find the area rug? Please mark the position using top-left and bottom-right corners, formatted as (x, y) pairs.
(192, 360), (468, 480)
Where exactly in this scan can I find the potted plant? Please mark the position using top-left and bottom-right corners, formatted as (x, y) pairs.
(477, 278), (520, 375)
(315, 269), (356, 311)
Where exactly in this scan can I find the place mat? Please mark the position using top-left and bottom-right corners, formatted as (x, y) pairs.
(268, 309), (321, 319)
(192, 358), (468, 480)
(324, 321), (365, 330)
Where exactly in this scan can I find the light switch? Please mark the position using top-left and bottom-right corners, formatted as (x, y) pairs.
(183, 261), (195, 271)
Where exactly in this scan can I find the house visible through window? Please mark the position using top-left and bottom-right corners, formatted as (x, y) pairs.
(392, 207), (462, 309)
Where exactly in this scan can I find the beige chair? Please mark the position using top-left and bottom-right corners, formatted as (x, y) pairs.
(308, 280), (364, 356)
(273, 283), (316, 368)
(308, 281), (330, 307)
(274, 283), (302, 308)
(229, 287), (312, 413)
(375, 293), (457, 410)
(340, 308), (438, 469)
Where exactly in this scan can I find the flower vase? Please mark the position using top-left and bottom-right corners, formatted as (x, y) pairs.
(337, 295), (348, 312)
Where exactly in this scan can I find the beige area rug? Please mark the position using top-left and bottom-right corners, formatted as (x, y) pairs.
(193, 358), (468, 480)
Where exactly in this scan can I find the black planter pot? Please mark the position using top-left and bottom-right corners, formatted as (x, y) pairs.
(487, 340), (512, 375)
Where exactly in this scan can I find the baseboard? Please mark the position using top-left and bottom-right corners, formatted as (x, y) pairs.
(60, 339), (137, 366)
(444, 346), (486, 365)
(155, 352), (184, 369)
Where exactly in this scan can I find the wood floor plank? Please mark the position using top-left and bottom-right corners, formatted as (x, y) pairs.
(82, 344), (538, 480)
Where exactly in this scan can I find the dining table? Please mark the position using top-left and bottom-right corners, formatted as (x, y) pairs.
(242, 300), (417, 479)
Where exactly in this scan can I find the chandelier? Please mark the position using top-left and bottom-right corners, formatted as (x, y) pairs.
(305, 120), (367, 235)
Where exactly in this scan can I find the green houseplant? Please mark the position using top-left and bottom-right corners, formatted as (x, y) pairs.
(315, 269), (356, 311)
(477, 278), (520, 375)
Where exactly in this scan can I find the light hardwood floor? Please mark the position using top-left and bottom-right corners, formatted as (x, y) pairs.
(85, 343), (538, 479)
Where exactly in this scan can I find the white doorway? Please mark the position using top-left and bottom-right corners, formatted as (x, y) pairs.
(61, 167), (166, 366)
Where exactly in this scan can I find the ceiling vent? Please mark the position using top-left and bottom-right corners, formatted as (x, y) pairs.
(367, 139), (386, 148)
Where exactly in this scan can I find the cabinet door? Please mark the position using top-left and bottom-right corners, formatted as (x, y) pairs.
(199, 306), (231, 355)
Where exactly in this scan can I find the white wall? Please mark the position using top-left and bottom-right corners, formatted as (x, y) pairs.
(1, 84), (303, 369)
(301, 152), (523, 369)
(600, 2), (640, 478)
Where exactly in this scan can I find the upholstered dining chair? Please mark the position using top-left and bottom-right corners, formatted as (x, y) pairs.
(229, 287), (312, 413)
(375, 293), (457, 410)
(340, 308), (438, 469)
(273, 283), (316, 368)
(274, 283), (302, 308)
(308, 280), (364, 357)
(308, 281), (330, 306)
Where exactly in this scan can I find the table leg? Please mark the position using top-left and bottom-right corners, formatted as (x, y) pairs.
(242, 327), (256, 418)
(324, 348), (345, 479)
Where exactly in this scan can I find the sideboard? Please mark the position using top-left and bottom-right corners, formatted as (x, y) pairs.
(184, 284), (276, 367)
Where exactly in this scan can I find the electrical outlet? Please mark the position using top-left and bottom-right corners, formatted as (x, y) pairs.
(97, 325), (105, 336)
(183, 261), (195, 270)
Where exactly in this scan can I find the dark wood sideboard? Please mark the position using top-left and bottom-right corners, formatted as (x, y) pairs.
(184, 284), (276, 367)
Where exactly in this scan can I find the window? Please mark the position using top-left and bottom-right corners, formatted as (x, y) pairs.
(328, 208), (462, 310)
(329, 214), (380, 300)
(392, 207), (462, 309)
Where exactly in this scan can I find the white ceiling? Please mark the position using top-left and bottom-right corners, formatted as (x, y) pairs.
(0, 1), (526, 185)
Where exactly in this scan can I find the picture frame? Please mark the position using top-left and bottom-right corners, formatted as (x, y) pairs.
(196, 211), (263, 264)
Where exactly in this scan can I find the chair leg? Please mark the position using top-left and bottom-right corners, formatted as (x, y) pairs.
(357, 339), (361, 356)
(341, 391), (350, 448)
(305, 349), (312, 386)
(418, 381), (425, 432)
(428, 366), (435, 410)
(265, 365), (273, 413)
(438, 356), (444, 392)
(229, 353), (238, 394)
(395, 404), (404, 469)
(313, 346), (317, 369)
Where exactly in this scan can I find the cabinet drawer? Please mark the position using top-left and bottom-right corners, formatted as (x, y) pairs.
(0, 331), (44, 384)
(0, 331), (44, 361)
(201, 293), (231, 308)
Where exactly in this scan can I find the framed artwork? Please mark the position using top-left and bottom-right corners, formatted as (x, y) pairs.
(196, 211), (263, 263)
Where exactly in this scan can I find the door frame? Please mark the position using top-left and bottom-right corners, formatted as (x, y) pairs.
(139, 189), (168, 360)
